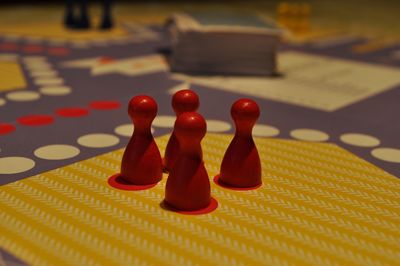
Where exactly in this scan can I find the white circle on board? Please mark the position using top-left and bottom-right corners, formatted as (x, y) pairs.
(290, 128), (329, 142)
(114, 124), (154, 137)
(72, 45), (90, 49)
(24, 61), (51, 68)
(48, 39), (67, 45)
(25, 37), (43, 43)
(371, 148), (400, 163)
(0, 157), (35, 174)
(23, 56), (46, 61)
(6, 91), (41, 102)
(253, 124), (280, 137)
(207, 120), (231, 132)
(0, 54), (18, 61)
(34, 144), (80, 160)
(340, 133), (381, 147)
(0, 98), (6, 106)
(39, 86), (72, 96)
(114, 124), (134, 137)
(4, 34), (20, 40)
(26, 65), (53, 72)
(70, 41), (90, 48)
(92, 40), (108, 46)
(153, 115), (176, 128)
(77, 133), (120, 148)
(30, 70), (58, 77)
(34, 78), (64, 86)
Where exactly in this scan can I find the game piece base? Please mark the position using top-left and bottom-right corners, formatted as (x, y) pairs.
(213, 174), (262, 191)
(108, 173), (160, 191)
(160, 197), (218, 215)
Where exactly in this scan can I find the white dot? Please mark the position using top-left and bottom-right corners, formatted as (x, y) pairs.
(34, 78), (64, 86)
(114, 124), (134, 137)
(0, 98), (6, 106)
(48, 39), (67, 45)
(253, 124), (280, 137)
(23, 56), (46, 61)
(30, 70), (58, 78)
(4, 34), (20, 41)
(25, 37), (43, 44)
(112, 38), (130, 45)
(40, 86), (72, 96)
(290, 128), (329, 142)
(340, 133), (380, 147)
(0, 54), (18, 61)
(0, 157), (35, 174)
(153, 115), (176, 128)
(92, 40), (108, 46)
(34, 144), (80, 160)
(207, 120), (231, 132)
(6, 91), (41, 102)
(25, 63), (52, 71)
(371, 148), (400, 163)
(70, 41), (90, 49)
(114, 124), (154, 137)
(24, 61), (50, 66)
(77, 133), (120, 148)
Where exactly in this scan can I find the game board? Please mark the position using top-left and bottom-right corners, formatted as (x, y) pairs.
(1, 17), (400, 265)
(1, 133), (399, 265)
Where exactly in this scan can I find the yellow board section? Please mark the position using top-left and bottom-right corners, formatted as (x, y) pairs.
(0, 61), (26, 92)
(0, 22), (128, 41)
(0, 134), (399, 265)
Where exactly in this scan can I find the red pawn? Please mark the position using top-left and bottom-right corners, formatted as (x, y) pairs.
(164, 89), (199, 172)
(165, 112), (211, 211)
(216, 99), (262, 189)
(120, 95), (163, 185)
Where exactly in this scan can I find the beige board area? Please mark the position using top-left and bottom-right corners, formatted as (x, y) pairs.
(173, 51), (400, 111)
(62, 54), (168, 76)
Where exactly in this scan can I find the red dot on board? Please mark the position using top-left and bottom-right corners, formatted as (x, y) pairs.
(23, 45), (44, 53)
(89, 100), (121, 110)
(0, 43), (18, 51)
(48, 47), (70, 56)
(17, 115), (54, 126)
(0, 123), (16, 135)
(56, 107), (89, 117)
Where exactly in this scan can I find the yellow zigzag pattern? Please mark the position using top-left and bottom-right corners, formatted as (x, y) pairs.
(0, 133), (399, 266)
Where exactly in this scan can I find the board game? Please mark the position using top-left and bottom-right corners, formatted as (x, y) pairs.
(0, 5), (400, 266)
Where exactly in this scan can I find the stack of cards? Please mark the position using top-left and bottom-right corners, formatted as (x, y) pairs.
(166, 12), (284, 76)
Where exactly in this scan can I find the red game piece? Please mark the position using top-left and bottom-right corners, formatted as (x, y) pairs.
(215, 99), (262, 189)
(164, 112), (211, 211)
(119, 95), (163, 186)
(163, 89), (199, 172)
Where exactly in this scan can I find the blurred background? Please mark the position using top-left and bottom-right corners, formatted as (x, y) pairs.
(0, 0), (399, 41)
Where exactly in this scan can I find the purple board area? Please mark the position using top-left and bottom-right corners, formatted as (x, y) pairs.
(0, 26), (400, 185)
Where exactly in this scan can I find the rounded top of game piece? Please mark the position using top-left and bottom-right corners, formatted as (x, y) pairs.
(231, 99), (260, 133)
(172, 89), (200, 115)
(128, 95), (158, 125)
(231, 98), (260, 121)
(174, 112), (206, 144)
